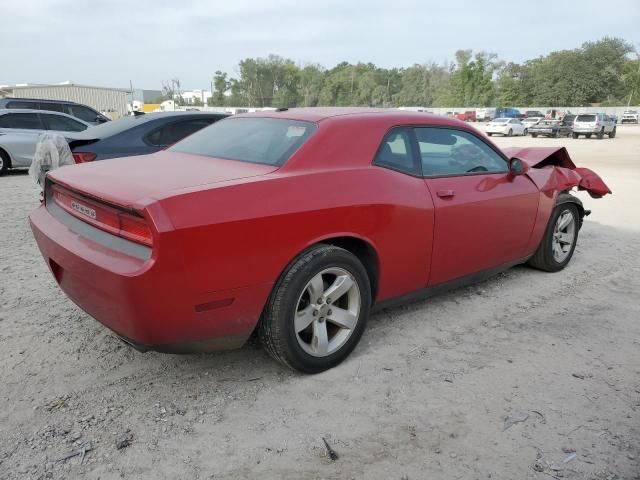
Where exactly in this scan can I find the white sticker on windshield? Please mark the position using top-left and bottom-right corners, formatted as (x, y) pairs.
(287, 126), (306, 137)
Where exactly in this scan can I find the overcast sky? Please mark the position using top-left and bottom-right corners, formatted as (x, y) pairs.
(1, 0), (638, 90)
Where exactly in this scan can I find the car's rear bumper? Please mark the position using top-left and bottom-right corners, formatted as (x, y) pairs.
(29, 204), (271, 352)
(573, 127), (600, 133)
(485, 127), (507, 134)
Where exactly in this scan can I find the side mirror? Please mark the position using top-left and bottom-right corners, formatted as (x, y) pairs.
(508, 157), (527, 176)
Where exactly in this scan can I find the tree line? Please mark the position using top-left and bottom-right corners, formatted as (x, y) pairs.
(164, 37), (640, 108)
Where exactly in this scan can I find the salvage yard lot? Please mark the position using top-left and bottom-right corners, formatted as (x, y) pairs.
(1, 126), (639, 479)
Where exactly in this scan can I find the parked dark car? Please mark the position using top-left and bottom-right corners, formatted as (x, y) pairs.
(524, 110), (545, 118)
(529, 117), (573, 138)
(0, 97), (110, 125)
(65, 112), (230, 162)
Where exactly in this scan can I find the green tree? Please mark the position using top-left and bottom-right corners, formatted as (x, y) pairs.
(212, 71), (229, 106)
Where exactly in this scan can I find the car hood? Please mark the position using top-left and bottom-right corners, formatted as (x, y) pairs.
(47, 150), (279, 209)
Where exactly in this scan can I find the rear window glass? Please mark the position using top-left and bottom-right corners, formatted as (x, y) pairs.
(170, 117), (317, 166)
(576, 115), (596, 122)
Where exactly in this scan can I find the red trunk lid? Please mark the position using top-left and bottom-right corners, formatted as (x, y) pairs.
(47, 151), (279, 208)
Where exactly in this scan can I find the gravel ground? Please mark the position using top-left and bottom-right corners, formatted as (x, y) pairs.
(1, 125), (639, 480)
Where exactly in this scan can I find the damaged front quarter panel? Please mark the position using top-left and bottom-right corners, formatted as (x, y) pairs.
(502, 146), (612, 198)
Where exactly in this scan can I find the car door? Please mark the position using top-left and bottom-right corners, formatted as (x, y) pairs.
(0, 112), (46, 166)
(414, 126), (539, 286)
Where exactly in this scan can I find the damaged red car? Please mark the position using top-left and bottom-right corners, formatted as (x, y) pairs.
(29, 108), (611, 373)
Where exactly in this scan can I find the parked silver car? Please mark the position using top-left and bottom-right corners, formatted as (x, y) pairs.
(572, 113), (616, 139)
(0, 110), (90, 175)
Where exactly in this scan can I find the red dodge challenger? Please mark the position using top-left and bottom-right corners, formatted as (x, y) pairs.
(29, 108), (611, 373)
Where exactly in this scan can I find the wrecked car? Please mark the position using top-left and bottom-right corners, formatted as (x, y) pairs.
(29, 108), (611, 373)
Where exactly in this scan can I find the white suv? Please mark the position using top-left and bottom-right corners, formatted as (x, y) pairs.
(572, 113), (616, 139)
(621, 110), (639, 124)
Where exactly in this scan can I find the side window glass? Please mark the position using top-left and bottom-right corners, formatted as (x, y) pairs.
(6, 101), (34, 109)
(43, 114), (87, 132)
(69, 105), (99, 122)
(415, 127), (507, 177)
(0, 113), (43, 130)
(373, 128), (417, 175)
(39, 102), (64, 113)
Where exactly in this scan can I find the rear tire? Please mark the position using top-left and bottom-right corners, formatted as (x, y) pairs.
(0, 149), (9, 176)
(572, 132), (579, 139)
(527, 200), (580, 273)
(487, 133), (493, 136)
(597, 128), (604, 139)
(586, 134), (592, 139)
(531, 133), (538, 138)
(608, 127), (616, 138)
(259, 244), (371, 374)
(523, 129), (528, 136)
(507, 129), (513, 137)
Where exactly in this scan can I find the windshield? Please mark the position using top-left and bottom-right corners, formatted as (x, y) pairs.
(576, 115), (596, 122)
(170, 117), (317, 166)
(69, 114), (155, 139)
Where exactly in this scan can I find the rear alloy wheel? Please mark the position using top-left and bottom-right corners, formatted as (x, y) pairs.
(527, 201), (579, 272)
(608, 127), (616, 138)
(259, 245), (371, 373)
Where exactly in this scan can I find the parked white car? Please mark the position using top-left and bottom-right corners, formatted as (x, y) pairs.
(476, 108), (496, 122)
(0, 109), (90, 175)
(621, 110), (639, 124)
(485, 118), (527, 137)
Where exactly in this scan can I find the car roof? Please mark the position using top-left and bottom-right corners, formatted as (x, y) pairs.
(237, 107), (464, 127)
(0, 108), (91, 123)
(0, 97), (84, 106)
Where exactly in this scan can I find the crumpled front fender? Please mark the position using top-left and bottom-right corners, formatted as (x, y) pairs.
(502, 146), (612, 198)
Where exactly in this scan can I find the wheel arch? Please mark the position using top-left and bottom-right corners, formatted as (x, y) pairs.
(556, 191), (585, 228)
(274, 234), (381, 304)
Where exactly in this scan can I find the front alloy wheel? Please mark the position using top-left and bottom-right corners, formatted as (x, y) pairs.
(527, 198), (580, 272)
(551, 210), (576, 263)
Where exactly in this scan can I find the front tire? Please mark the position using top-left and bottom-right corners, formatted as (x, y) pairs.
(259, 245), (371, 373)
(532, 133), (538, 138)
(523, 129), (528, 136)
(597, 128), (604, 139)
(507, 129), (513, 137)
(527, 200), (580, 272)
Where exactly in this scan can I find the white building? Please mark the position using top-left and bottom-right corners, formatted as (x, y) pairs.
(177, 89), (212, 105)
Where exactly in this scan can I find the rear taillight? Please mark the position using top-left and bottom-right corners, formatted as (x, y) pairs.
(51, 184), (153, 247)
(72, 152), (97, 163)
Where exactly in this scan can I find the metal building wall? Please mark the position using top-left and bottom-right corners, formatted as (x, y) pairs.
(12, 85), (129, 118)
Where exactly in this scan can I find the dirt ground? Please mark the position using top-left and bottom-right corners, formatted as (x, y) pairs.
(1, 125), (639, 480)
